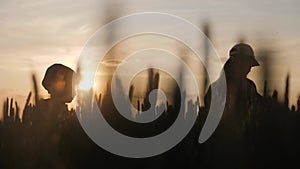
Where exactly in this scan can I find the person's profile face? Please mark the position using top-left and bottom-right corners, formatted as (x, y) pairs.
(234, 57), (251, 78)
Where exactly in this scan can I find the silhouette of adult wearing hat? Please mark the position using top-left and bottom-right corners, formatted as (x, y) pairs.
(203, 43), (262, 168)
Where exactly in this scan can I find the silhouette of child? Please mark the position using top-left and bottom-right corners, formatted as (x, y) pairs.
(30, 64), (77, 167)
(42, 64), (76, 104)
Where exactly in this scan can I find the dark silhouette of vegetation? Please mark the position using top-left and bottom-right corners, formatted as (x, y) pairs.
(1, 48), (300, 169)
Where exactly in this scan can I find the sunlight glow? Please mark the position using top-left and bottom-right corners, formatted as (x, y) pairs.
(79, 72), (95, 91)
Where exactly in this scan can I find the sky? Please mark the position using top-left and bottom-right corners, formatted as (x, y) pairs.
(1, 0), (300, 118)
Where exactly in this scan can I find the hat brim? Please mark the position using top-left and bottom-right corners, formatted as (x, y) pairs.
(251, 58), (260, 67)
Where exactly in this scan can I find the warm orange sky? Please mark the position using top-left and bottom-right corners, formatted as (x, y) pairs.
(1, 0), (300, 118)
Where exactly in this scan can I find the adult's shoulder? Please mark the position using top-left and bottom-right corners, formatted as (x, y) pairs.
(204, 77), (227, 100)
(246, 78), (263, 98)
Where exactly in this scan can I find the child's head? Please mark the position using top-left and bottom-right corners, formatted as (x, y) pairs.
(42, 64), (75, 103)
